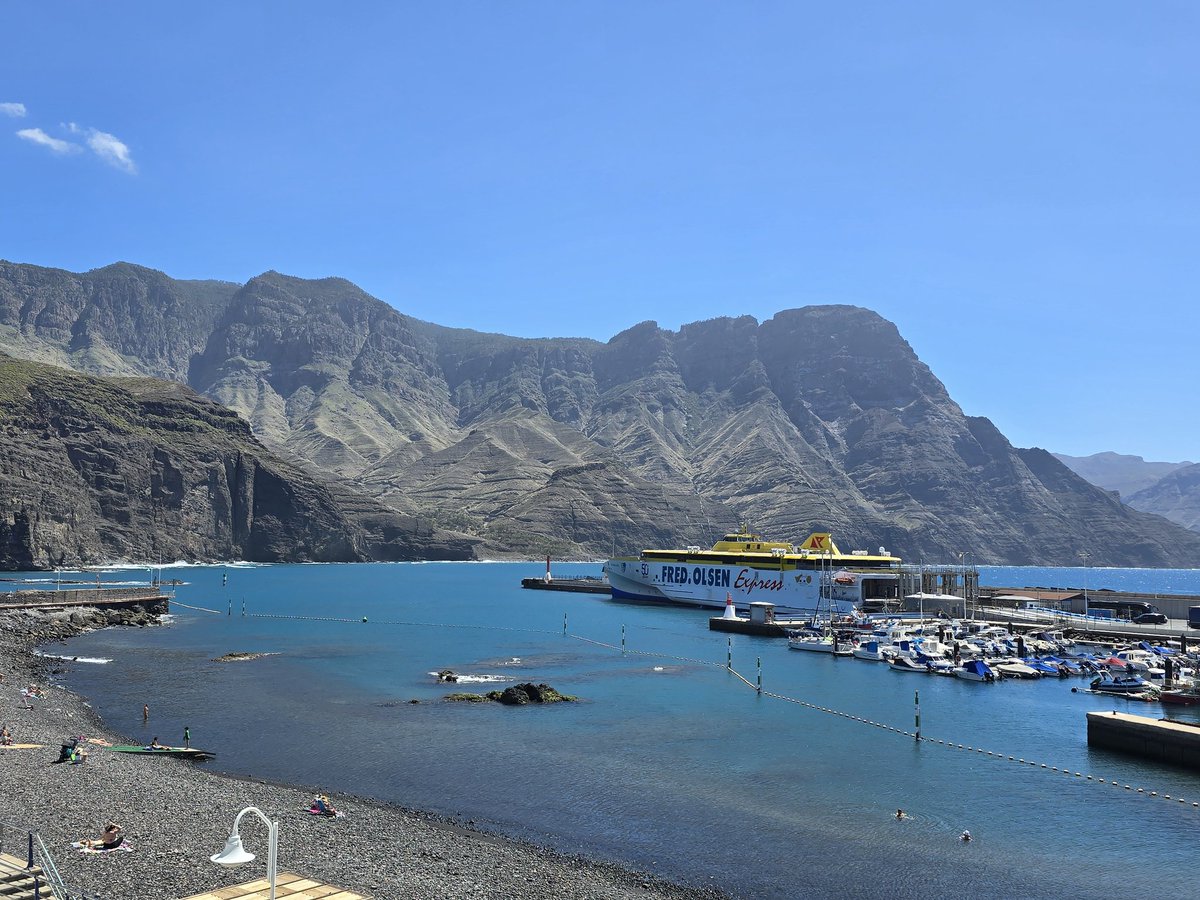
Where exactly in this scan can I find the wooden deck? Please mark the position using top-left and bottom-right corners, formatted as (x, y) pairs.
(178, 871), (372, 899)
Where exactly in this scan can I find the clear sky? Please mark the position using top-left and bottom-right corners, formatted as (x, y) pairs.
(2, 3), (1197, 461)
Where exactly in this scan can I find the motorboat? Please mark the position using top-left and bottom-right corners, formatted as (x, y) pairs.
(992, 659), (1041, 679)
(788, 631), (852, 656)
(1159, 687), (1200, 705)
(953, 659), (997, 683)
(851, 639), (895, 662)
(1025, 658), (1070, 677)
(1090, 674), (1154, 694)
(889, 656), (930, 673)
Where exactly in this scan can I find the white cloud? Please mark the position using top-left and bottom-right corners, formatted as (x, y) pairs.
(16, 127), (80, 155)
(86, 129), (136, 174)
(0, 102), (26, 118)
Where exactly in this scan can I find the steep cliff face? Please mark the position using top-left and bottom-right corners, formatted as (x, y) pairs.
(2, 260), (1199, 566)
(0, 355), (476, 568)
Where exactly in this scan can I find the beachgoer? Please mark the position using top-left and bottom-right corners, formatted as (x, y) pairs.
(148, 736), (162, 750)
(960, 830), (972, 842)
(83, 823), (123, 850)
(69, 744), (89, 764)
(142, 704), (149, 722)
(895, 809), (904, 820)
(183, 726), (190, 749)
(0, 724), (11, 745)
(311, 794), (338, 816)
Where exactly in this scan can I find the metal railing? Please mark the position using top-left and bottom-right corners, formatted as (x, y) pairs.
(0, 820), (104, 900)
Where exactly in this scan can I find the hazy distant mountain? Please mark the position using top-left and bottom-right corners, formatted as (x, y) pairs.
(4, 258), (1200, 567)
(1053, 451), (1194, 499)
(1125, 464), (1200, 533)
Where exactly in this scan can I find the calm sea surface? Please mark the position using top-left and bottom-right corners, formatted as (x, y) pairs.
(20, 562), (1200, 898)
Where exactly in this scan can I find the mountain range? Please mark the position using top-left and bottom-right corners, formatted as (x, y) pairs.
(2, 258), (1199, 568)
(1054, 452), (1200, 533)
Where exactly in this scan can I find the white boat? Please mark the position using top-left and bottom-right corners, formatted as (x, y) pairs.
(953, 660), (997, 682)
(992, 659), (1041, 679)
(852, 639), (895, 662)
(889, 656), (929, 673)
(788, 631), (852, 655)
(604, 528), (902, 618)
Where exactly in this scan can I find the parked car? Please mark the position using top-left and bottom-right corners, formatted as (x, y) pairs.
(1133, 612), (1168, 625)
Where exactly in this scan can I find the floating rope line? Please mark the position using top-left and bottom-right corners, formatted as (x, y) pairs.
(168, 600), (222, 615)
(221, 606), (1195, 807)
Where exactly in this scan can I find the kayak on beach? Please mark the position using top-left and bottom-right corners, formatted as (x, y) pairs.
(108, 744), (215, 760)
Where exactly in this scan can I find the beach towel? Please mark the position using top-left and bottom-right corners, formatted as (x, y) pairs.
(307, 804), (344, 818)
(0, 743), (44, 749)
(72, 841), (133, 853)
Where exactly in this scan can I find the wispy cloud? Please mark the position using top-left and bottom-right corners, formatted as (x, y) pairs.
(16, 127), (80, 155)
(86, 129), (136, 174)
(0, 102), (26, 118)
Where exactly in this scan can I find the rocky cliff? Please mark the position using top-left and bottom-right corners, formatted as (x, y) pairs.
(2, 259), (1198, 567)
(0, 354), (476, 568)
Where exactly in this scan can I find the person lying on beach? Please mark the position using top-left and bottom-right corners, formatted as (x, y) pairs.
(146, 736), (163, 750)
(309, 794), (340, 817)
(80, 823), (123, 850)
(0, 725), (11, 746)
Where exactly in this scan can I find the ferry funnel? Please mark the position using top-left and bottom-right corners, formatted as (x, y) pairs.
(722, 592), (739, 620)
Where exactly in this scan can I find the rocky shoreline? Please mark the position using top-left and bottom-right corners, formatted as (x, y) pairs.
(0, 606), (729, 899)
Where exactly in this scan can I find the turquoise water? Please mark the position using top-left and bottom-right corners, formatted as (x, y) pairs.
(25, 562), (1200, 898)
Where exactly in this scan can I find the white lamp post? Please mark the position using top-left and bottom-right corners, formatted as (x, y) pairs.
(211, 806), (278, 900)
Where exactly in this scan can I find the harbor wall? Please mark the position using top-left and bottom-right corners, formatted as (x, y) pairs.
(1086, 711), (1200, 771)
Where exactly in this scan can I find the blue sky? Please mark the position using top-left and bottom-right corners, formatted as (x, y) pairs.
(2, 3), (1197, 461)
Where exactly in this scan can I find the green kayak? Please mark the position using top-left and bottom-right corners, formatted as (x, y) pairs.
(108, 744), (215, 760)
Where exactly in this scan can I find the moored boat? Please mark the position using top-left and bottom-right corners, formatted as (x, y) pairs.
(1090, 674), (1153, 694)
(788, 631), (853, 655)
(604, 528), (902, 618)
(953, 659), (997, 682)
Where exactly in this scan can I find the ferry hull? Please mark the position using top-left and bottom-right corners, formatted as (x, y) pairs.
(603, 557), (865, 618)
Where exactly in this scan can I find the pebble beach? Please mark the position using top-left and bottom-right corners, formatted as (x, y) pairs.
(0, 607), (729, 900)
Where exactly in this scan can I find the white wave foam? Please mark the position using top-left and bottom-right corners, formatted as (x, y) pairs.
(34, 650), (112, 664)
(427, 671), (511, 684)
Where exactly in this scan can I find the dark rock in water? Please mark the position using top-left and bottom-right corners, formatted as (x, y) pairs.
(485, 683), (577, 705)
(444, 683), (577, 704)
(212, 651), (273, 662)
(437, 669), (458, 683)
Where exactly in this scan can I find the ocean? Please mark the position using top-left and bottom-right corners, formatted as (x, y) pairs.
(22, 562), (1200, 898)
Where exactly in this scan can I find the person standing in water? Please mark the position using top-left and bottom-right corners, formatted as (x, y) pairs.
(183, 726), (190, 749)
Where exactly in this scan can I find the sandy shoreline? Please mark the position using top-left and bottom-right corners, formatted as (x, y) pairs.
(0, 607), (729, 899)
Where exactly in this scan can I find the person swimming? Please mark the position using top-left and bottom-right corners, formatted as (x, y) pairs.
(960, 830), (972, 842)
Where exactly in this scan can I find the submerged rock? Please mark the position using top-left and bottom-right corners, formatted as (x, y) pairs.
(212, 651), (274, 662)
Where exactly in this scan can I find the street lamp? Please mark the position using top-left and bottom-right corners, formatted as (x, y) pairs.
(211, 806), (278, 900)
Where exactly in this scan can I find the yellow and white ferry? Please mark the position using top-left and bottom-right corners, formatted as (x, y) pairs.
(603, 529), (903, 617)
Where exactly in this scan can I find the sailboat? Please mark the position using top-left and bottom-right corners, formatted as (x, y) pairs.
(787, 555), (852, 655)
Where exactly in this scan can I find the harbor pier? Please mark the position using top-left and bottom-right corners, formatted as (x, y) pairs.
(1087, 711), (1200, 771)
